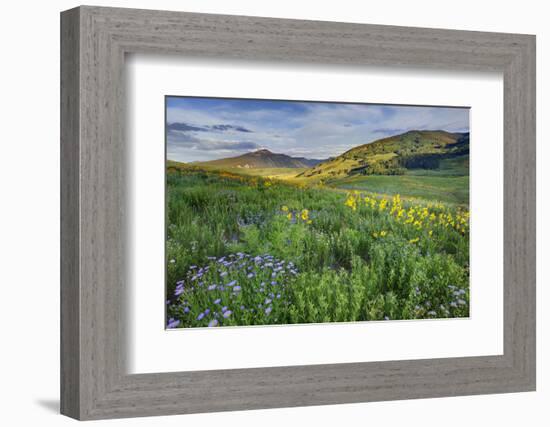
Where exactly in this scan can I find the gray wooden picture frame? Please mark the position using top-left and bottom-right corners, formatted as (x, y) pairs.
(60, 5), (536, 420)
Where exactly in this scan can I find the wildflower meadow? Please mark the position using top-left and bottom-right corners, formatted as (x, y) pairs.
(165, 166), (470, 328)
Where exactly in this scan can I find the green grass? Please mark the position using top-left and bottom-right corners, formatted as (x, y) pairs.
(405, 155), (469, 177)
(222, 167), (306, 179)
(331, 174), (469, 205)
(175, 163), (305, 179)
(165, 166), (470, 329)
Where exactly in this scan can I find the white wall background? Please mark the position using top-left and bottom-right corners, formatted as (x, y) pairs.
(0, 0), (546, 425)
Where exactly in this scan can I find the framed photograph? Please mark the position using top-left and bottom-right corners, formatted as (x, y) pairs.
(164, 97), (471, 329)
(61, 6), (536, 420)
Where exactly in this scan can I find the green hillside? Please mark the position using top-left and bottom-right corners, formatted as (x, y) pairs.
(298, 130), (469, 181)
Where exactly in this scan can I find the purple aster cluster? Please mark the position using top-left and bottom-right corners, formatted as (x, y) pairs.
(166, 252), (299, 328)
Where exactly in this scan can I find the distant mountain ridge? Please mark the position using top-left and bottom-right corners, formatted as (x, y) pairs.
(197, 149), (324, 169)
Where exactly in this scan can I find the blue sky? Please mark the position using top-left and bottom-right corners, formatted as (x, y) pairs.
(166, 96), (470, 162)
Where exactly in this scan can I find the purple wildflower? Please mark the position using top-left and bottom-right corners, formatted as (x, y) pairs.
(167, 318), (180, 328)
(214, 298), (221, 304)
(247, 273), (254, 279)
(222, 306), (228, 312)
(233, 286), (241, 292)
(227, 280), (237, 287)
(197, 313), (205, 321)
(264, 307), (272, 315)
(204, 308), (211, 315)
(220, 271), (228, 277)
(208, 319), (219, 327)
(207, 284), (217, 291)
(223, 310), (232, 318)
(174, 284), (184, 296)
(184, 307), (190, 313)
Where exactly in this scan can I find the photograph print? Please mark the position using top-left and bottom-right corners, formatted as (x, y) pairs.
(165, 96), (470, 329)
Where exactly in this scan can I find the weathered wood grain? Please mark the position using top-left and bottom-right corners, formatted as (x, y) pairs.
(60, 6), (536, 420)
(60, 7), (80, 419)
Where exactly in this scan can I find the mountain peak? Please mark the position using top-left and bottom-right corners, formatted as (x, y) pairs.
(198, 149), (323, 169)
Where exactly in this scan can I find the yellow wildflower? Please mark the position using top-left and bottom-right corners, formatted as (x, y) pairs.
(286, 213), (292, 221)
(281, 205), (289, 212)
(345, 194), (358, 211)
(380, 230), (387, 237)
(301, 209), (310, 221)
(409, 237), (420, 244)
